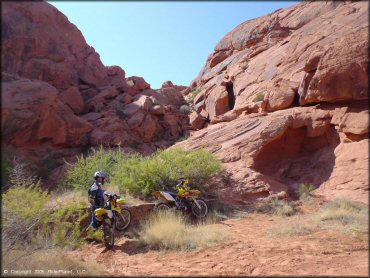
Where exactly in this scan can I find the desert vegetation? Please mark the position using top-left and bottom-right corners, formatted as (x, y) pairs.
(313, 198), (368, 237)
(255, 198), (296, 216)
(65, 146), (222, 197)
(298, 183), (316, 201)
(1, 167), (97, 273)
(140, 210), (227, 251)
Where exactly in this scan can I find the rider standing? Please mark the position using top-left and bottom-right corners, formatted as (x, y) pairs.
(87, 171), (107, 229)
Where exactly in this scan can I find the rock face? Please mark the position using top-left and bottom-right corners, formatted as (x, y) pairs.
(1, 1), (190, 181)
(178, 1), (369, 204)
(1, 1), (368, 205)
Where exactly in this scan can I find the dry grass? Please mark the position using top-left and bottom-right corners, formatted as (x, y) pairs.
(314, 198), (368, 238)
(2, 248), (106, 276)
(255, 198), (296, 216)
(298, 183), (316, 201)
(47, 190), (88, 210)
(267, 223), (312, 237)
(140, 210), (227, 251)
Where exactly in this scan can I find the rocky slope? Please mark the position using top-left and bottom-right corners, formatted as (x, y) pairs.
(1, 1), (190, 182)
(177, 1), (369, 204)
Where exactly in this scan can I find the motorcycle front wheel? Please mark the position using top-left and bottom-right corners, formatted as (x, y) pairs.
(155, 203), (171, 210)
(114, 209), (131, 231)
(102, 218), (115, 249)
(191, 199), (208, 218)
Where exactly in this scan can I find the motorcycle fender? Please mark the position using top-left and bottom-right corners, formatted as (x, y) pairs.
(95, 208), (113, 219)
(162, 192), (176, 202)
(95, 208), (107, 216)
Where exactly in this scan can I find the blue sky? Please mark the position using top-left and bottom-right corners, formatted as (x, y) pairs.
(49, 1), (298, 89)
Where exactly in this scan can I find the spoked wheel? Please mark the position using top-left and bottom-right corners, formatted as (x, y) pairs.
(102, 218), (115, 249)
(191, 199), (208, 218)
(155, 203), (171, 210)
(114, 209), (131, 231)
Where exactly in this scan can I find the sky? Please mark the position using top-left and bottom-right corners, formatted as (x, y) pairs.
(48, 1), (299, 89)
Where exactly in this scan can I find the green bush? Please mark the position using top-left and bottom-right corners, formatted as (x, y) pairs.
(64, 146), (125, 190)
(2, 182), (86, 253)
(64, 146), (222, 197)
(111, 148), (222, 197)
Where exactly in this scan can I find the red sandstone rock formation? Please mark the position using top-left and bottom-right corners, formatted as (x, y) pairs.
(1, 1), (368, 205)
(1, 1), (190, 183)
(179, 1), (369, 204)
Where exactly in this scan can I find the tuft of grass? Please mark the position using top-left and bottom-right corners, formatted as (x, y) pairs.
(298, 183), (316, 201)
(2, 249), (105, 275)
(255, 198), (296, 216)
(314, 198), (368, 237)
(140, 210), (227, 251)
(267, 223), (312, 237)
(253, 92), (264, 102)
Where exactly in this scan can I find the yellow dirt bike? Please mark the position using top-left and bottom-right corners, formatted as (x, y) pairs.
(152, 178), (208, 218)
(94, 192), (131, 248)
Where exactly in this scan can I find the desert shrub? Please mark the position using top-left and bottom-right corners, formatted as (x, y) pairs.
(111, 148), (222, 197)
(255, 198), (296, 216)
(4, 156), (38, 191)
(267, 223), (312, 237)
(2, 182), (87, 260)
(140, 210), (227, 251)
(253, 92), (264, 102)
(314, 198), (368, 237)
(179, 104), (191, 114)
(64, 146), (125, 190)
(298, 183), (316, 201)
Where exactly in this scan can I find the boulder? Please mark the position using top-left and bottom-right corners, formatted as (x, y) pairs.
(339, 111), (369, 135)
(189, 111), (206, 130)
(2, 77), (92, 147)
(58, 86), (84, 114)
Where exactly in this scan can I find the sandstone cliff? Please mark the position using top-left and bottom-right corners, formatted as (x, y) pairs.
(178, 1), (369, 204)
(1, 1), (190, 182)
(1, 1), (368, 204)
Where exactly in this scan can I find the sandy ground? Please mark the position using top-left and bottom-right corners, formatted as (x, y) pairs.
(72, 200), (369, 276)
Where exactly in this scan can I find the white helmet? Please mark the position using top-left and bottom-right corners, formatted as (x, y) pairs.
(93, 171), (107, 180)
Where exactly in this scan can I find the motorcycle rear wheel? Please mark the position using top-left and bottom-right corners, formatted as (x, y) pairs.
(191, 199), (208, 218)
(102, 218), (115, 249)
(114, 209), (131, 231)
